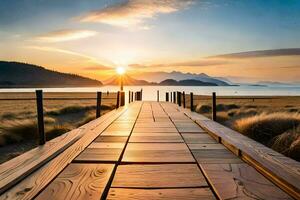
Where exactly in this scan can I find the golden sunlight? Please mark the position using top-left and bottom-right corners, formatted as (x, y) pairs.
(116, 66), (126, 75)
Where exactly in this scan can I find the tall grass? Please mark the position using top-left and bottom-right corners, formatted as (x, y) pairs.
(0, 104), (114, 147)
(233, 112), (300, 144)
(195, 102), (300, 161)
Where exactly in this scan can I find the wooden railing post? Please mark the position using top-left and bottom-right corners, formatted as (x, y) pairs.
(170, 92), (172, 102)
(212, 92), (217, 121)
(173, 92), (176, 103)
(96, 92), (102, 118)
(140, 89), (143, 101)
(36, 90), (45, 145)
(190, 92), (194, 111)
(177, 92), (182, 106)
(157, 90), (159, 102)
(131, 91), (134, 102)
(166, 92), (169, 102)
(120, 91), (125, 106)
(116, 91), (120, 109)
(128, 91), (131, 103)
(183, 91), (186, 108)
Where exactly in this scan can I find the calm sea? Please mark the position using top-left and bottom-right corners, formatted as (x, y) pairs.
(1, 85), (300, 101)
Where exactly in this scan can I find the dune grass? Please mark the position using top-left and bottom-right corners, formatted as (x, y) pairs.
(233, 112), (300, 145)
(0, 104), (114, 147)
(195, 101), (300, 161)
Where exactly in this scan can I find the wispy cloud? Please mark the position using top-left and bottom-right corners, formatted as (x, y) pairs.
(83, 65), (112, 70)
(211, 48), (300, 59)
(77, 0), (193, 27)
(35, 29), (97, 42)
(130, 59), (227, 68)
(26, 45), (102, 65)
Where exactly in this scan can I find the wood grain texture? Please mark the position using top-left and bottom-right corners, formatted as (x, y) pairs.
(0, 128), (83, 194)
(122, 143), (195, 163)
(192, 149), (242, 164)
(129, 135), (184, 143)
(182, 133), (217, 144)
(74, 148), (123, 162)
(36, 163), (114, 200)
(179, 104), (299, 198)
(0, 103), (140, 200)
(133, 127), (178, 133)
(94, 136), (128, 143)
(107, 188), (216, 200)
(112, 164), (207, 188)
(201, 163), (292, 200)
(197, 119), (300, 198)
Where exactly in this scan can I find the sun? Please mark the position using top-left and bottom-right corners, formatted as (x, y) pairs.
(116, 66), (126, 75)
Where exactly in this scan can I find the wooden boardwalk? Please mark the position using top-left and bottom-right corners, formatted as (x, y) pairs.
(0, 102), (299, 200)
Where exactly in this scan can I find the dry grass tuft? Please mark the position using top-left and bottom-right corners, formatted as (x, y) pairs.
(233, 112), (300, 144)
(272, 128), (300, 161)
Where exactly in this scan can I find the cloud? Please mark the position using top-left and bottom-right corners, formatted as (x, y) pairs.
(26, 45), (102, 65)
(35, 29), (97, 42)
(83, 65), (112, 70)
(130, 59), (227, 68)
(77, 0), (193, 27)
(211, 48), (300, 59)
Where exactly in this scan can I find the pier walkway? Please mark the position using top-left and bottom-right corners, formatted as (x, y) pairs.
(0, 102), (299, 200)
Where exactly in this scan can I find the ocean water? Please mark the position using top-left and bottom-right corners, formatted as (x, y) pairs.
(1, 85), (300, 101)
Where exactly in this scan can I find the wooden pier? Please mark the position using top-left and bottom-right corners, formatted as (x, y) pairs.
(0, 101), (299, 200)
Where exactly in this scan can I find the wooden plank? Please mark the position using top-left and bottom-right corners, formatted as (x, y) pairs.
(182, 133), (217, 144)
(133, 127), (178, 133)
(101, 130), (131, 136)
(0, 103), (140, 199)
(177, 104), (300, 198)
(188, 143), (227, 150)
(176, 127), (206, 133)
(0, 106), (120, 192)
(94, 136), (128, 143)
(0, 127), (84, 194)
(192, 149), (242, 164)
(201, 163), (292, 200)
(107, 188), (216, 200)
(36, 164), (114, 200)
(122, 143), (195, 163)
(197, 119), (300, 198)
(129, 131), (183, 143)
(74, 148), (123, 162)
(112, 164), (208, 188)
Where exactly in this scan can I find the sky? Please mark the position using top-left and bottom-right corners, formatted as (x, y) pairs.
(1, 0), (300, 83)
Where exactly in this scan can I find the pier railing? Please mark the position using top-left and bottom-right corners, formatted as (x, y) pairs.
(0, 90), (142, 147)
(162, 90), (300, 121)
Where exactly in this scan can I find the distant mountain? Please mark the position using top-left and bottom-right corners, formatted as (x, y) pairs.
(106, 75), (219, 86)
(105, 75), (154, 85)
(130, 71), (230, 86)
(159, 79), (217, 86)
(257, 81), (294, 86)
(0, 61), (102, 87)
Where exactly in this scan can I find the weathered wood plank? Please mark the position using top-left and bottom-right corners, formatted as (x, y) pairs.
(112, 164), (207, 188)
(36, 163), (114, 200)
(122, 143), (195, 163)
(0, 128), (84, 195)
(129, 135), (184, 143)
(107, 188), (216, 200)
(178, 105), (300, 199)
(94, 136), (128, 143)
(0, 103), (139, 200)
(74, 148), (123, 162)
(133, 127), (178, 133)
(192, 149), (243, 164)
(182, 133), (217, 144)
(201, 163), (292, 200)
